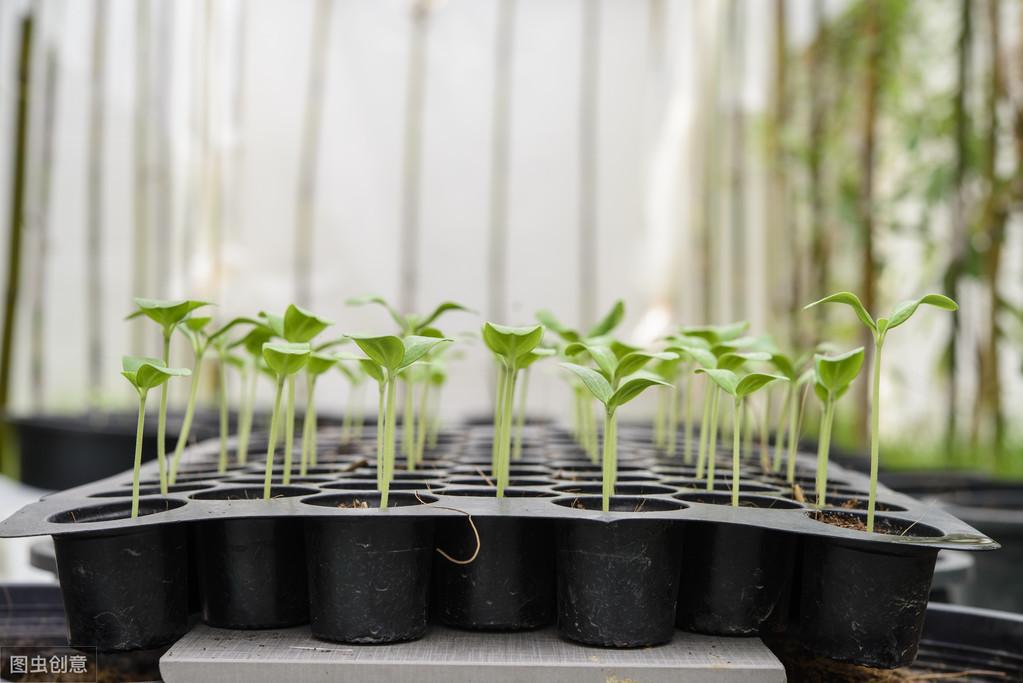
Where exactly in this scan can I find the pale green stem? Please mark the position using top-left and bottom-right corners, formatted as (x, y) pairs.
(732, 397), (742, 507)
(427, 384), (440, 449)
(667, 379), (679, 457)
(375, 381), (385, 491)
(300, 376), (316, 476)
(492, 365), (507, 476)
(497, 363), (516, 498)
(263, 376), (285, 500)
(169, 352), (204, 484)
(236, 360), (256, 465)
(788, 382), (809, 484)
(415, 377), (429, 464)
(512, 368), (529, 462)
(654, 390), (666, 448)
(283, 375), (296, 485)
(157, 334), (171, 494)
(683, 374), (694, 464)
(758, 393), (770, 471)
(353, 382), (365, 442)
(601, 410), (617, 512)
(403, 377), (415, 467)
(131, 392), (147, 519)
(696, 386), (712, 479)
(816, 397), (835, 508)
(773, 386), (793, 472)
(705, 388), (721, 491)
(217, 356), (229, 473)
(382, 375), (398, 509)
(742, 401), (753, 460)
(867, 336), (883, 532)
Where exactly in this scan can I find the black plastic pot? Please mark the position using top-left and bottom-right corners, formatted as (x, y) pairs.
(303, 492), (436, 644)
(432, 513), (555, 630)
(9, 411), (215, 490)
(193, 486), (315, 629)
(932, 484), (1023, 613)
(51, 500), (189, 652)
(675, 494), (799, 636)
(797, 510), (942, 669)
(555, 496), (685, 648)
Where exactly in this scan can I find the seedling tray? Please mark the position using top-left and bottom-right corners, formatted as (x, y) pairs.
(0, 423), (1000, 669)
(159, 623), (786, 683)
(0, 425), (997, 550)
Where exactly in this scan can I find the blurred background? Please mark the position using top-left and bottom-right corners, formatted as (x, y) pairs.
(0, 0), (1021, 592)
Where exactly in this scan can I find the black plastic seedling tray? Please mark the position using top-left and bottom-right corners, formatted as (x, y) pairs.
(0, 424), (998, 669)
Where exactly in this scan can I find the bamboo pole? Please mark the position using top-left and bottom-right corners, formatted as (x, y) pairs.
(86, 0), (109, 406)
(294, 0), (333, 307)
(1, 14), (33, 474)
(487, 0), (515, 323)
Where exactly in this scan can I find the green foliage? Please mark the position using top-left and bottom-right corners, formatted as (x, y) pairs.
(121, 356), (190, 393)
(130, 298), (211, 335)
(262, 342), (312, 377)
(482, 323), (545, 368)
(305, 352), (337, 377)
(813, 347), (865, 402)
(536, 300), (626, 344)
(348, 295), (471, 336)
(283, 304), (332, 342)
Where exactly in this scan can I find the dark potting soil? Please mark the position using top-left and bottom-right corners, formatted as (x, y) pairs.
(811, 510), (905, 535)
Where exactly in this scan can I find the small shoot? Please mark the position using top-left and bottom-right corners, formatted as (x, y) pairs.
(232, 324), (275, 464)
(349, 334), (452, 508)
(482, 323), (548, 496)
(806, 292), (958, 531)
(561, 342), (675, 511)
(696, 369), (786, 506)
(261, 342), (311, 500)
(120, 356), (190, 518)
(811, 347), (865, 508)
(128, 297), (210, 493)
(300, 352), (337, 476)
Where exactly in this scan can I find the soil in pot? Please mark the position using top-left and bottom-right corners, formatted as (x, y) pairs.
(798, 510), (944, 669)
(192, 486), (316, 629)
(302, 492), (437, 644)
(432, 497), (555, 630)
(553, 495), (686, 648)
(673, 493), (800, 636)
(50, 499), (189, 652)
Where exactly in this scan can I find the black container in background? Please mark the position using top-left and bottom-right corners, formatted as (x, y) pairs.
(555, 496), (685, 648)
(432, 515), (555, 630)
(53, 521), (189, 651)
(304, 493), (435, 644)
(798, 521), (939, 668)
(676, 520), (797, 635)
(194, 517), (309, 629)
(10, 412), (212, 490)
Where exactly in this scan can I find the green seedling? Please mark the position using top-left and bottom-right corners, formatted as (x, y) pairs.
(167, 314), (257, 484)
(696, 369), (786, 506)
(129, 297), (210, 493)
(482, 323), (552, 495)
(768, 350), (812, 472)
(120, 356), (190, 518)
(537, 301), (625, 460)
(348, 296), (470, 466)
(300, 352), (337, 476)
(232, 324), (275, 465)
(811, 347), (865, 507)
(806, 291), (958, 531)
(260, 305), (333, 484)
(561, 342), (675, 511)
(261, 342), (311, 499)
(661, 336), (714, 463)
(349, 334), (452, 508)
(337, 362), (366, 446)
(511, 346), (554, 461)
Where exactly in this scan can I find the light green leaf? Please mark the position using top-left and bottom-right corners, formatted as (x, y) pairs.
(769, 353), (797, 381)
(347, 295), (407, 332)
(735, 372), (787, 398)
(417, 301), (472, 332)
(716, 350), (770, 372)
(399, 335), (453, 370)
(348, 334), (405, 372)
(262, 342), (312, 377)
(609, 374), (671, 411)
(535, 309), (580, 342)
(259, 312), (286, 338)
(814, 347), (865, 400)
(121, 355), (191, 392)
(614, 351), (677, 384)
(131, 298), (212, 332)
(518, 347), (556, 370)
(884, 293), (958, 333)
(357, 358), (386, 384)
(560, 362), (613, 405)
(306, 352), (338, 376)
(682, 321), (749, 345)
(585, 300), (625, 338)
(237, 324), (275, 357)
(182, 316), (212, 333)
(695, 368), (739, 396)
(482, 322), (544, 365)
(283, 304), (332, 342)
(804, 291), (876, 332)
